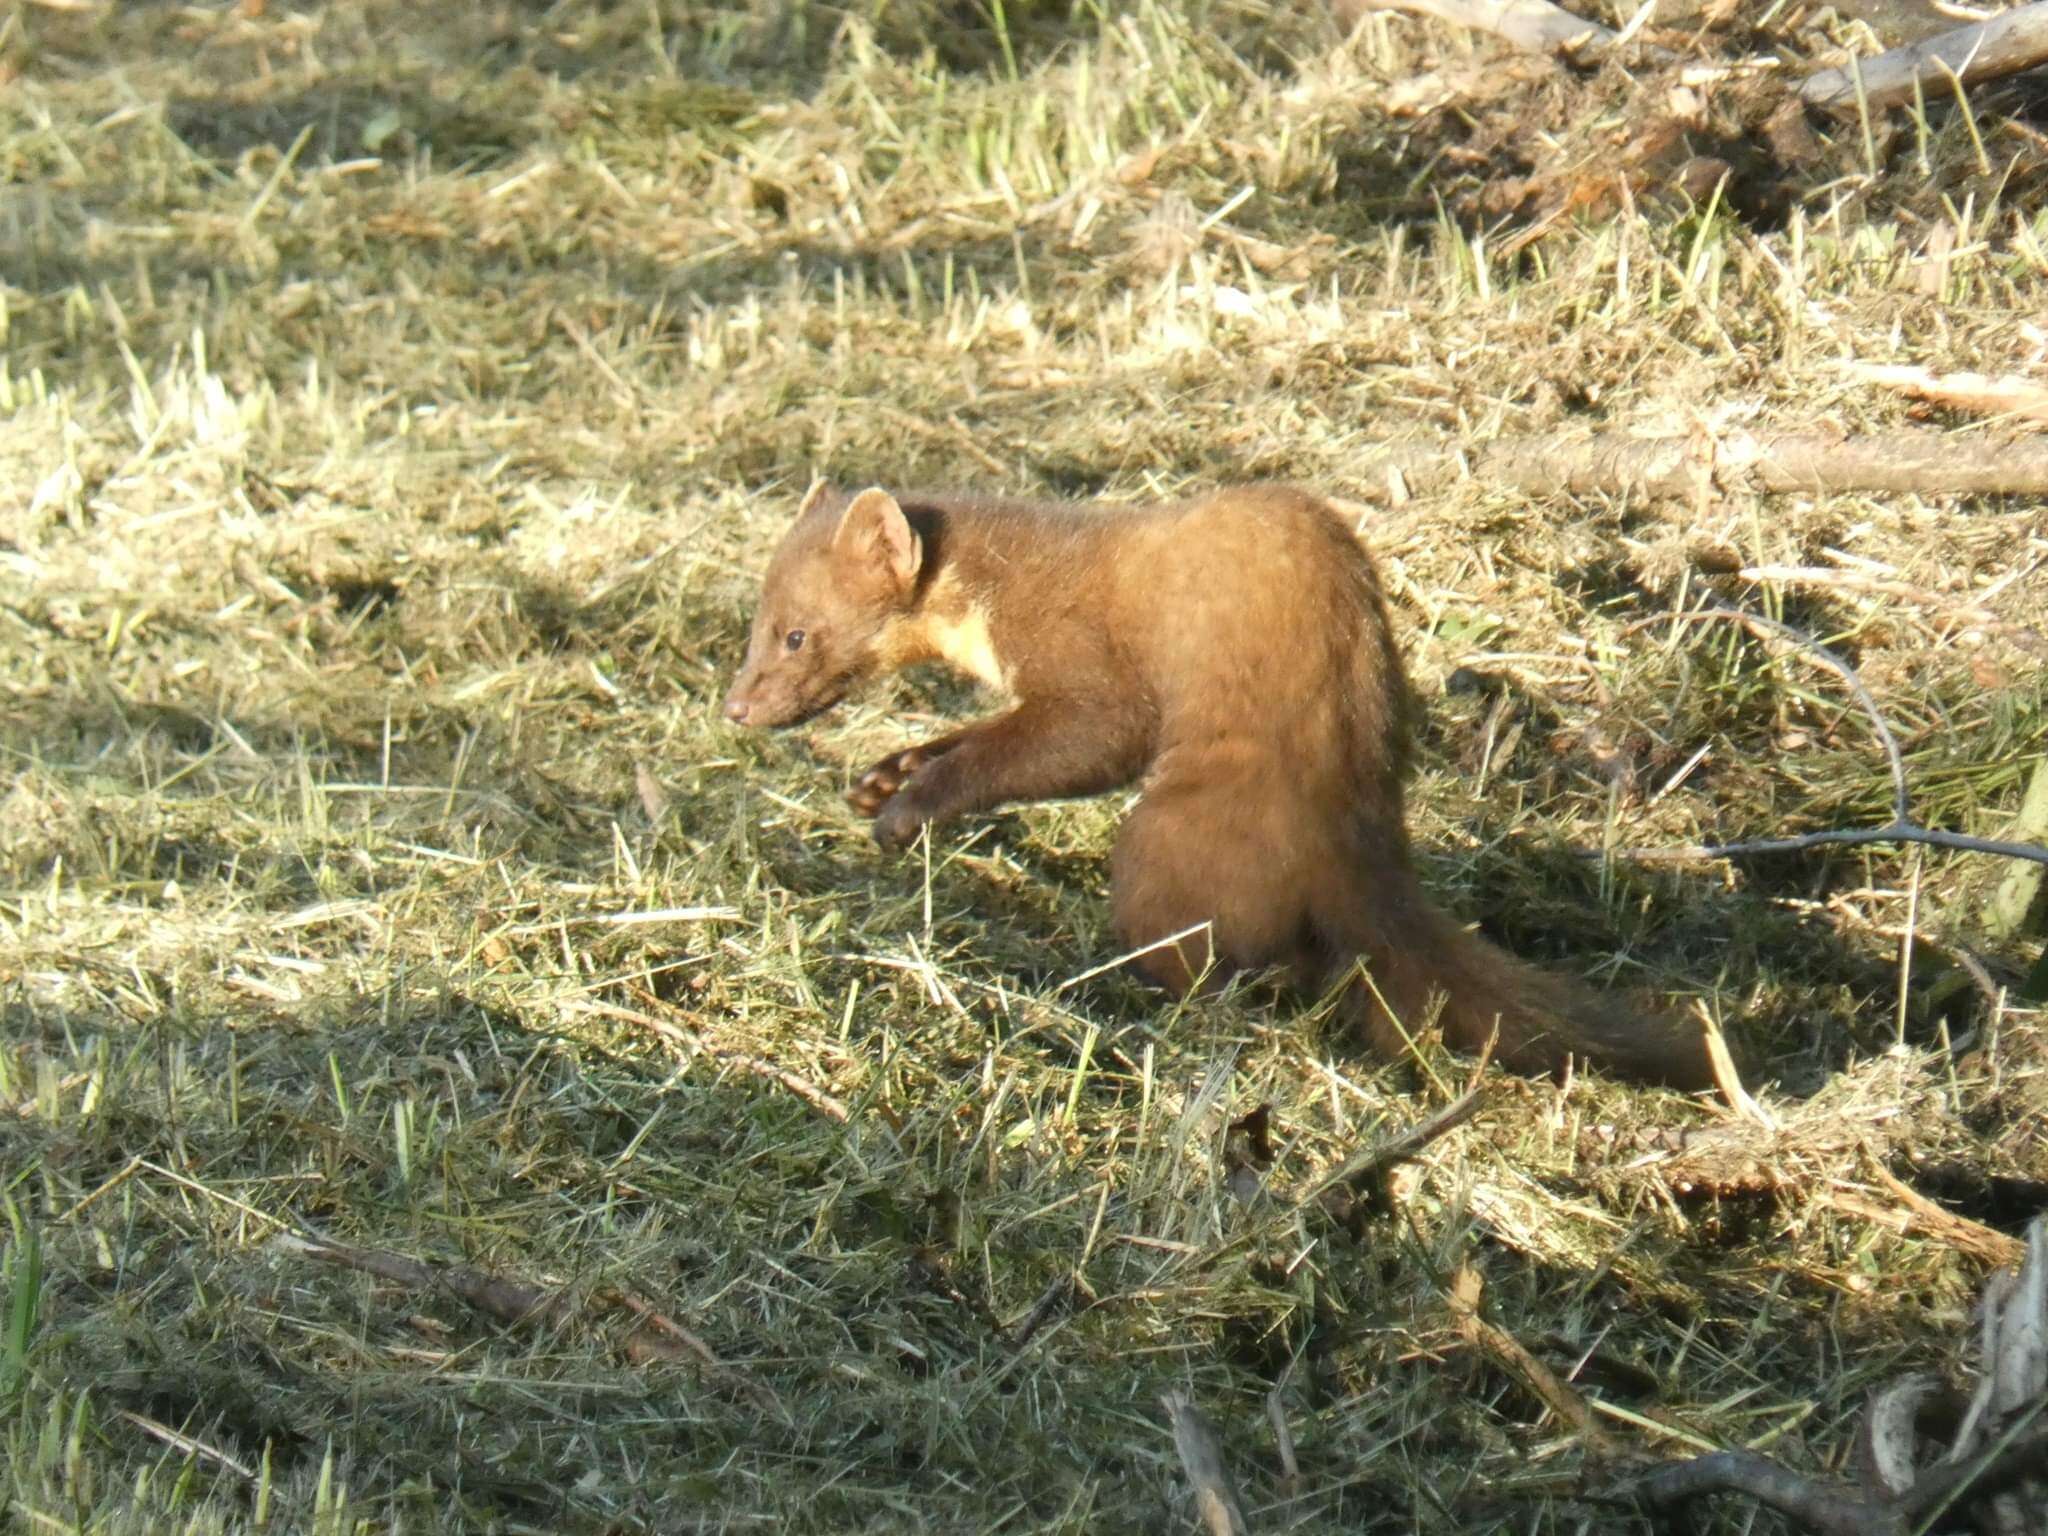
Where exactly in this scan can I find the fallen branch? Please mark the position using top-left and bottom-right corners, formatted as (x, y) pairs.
(1633, 1450), (1891, 1535)
(1822, 1177), (2027, 1269)
(1802, 0), (2048, 109)
(1347, 429), (2048, 505)
(1633, 1431), (2048, 1532)
(282, 1232), (567, 1326)
(1868, 1159), (2028, 1267)
(1623, 822), (2048, 866)
(1627, 1218), (2048, 1532)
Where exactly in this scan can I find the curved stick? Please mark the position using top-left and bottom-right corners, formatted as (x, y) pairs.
(1614, 604), (2048, 870)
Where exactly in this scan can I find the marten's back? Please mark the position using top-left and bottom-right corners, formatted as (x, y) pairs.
(898, 485), (1414, 805)
(1115, 488), (1414, 806)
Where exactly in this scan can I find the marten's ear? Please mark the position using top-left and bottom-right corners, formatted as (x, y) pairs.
(834, 488), (922, 596)
(796, 478), (843, 520)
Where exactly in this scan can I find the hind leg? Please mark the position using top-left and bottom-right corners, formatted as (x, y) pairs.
(1109, 778), (1317, 996)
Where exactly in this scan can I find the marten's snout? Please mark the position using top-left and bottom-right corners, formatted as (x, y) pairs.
(722, 693), (753, 725)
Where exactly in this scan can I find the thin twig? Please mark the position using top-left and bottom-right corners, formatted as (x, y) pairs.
(1637, 600), (1909, 825)
(1631, 824), (2048, 868)
(1740, 563), (2048, 657)
(607, 1286), (734, 1372)
(1446, 1265), (1623, 1457)
(1009, 1273), (1079, 1351)
(596, 989), (853, 1123)
(114, 1409), (258, 1482)
(1614, 603), (2048, 870)
(1301, 1082), (1484, 1209)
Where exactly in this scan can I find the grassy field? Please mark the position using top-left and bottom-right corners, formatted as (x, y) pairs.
(3, 1), (2046, 1531)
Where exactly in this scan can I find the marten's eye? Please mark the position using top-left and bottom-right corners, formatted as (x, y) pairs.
(784, 628), (806, 653)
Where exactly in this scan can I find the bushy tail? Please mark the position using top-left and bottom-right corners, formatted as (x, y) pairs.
(1322, 871), (1713, 1089)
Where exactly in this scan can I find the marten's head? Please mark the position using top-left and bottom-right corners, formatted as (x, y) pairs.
(723, 482), (925, 728)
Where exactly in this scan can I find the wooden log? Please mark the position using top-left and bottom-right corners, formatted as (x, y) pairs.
(1802, 0), (2048, 109)
(1348, 429), (2048, 504)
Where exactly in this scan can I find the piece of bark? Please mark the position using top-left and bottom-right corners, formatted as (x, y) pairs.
(1802, 0), (2048, 109)
(1822, 1186), (2027, 1269)
(1952, 1218), (2048, 1535)
(1856, 1374), (1951, 1499)
(1985, 756), (2048, 937)
(1846, 363), (2048, 427)
(1160, 1391), (1252, 1536)
(1699, 1004), (1767, 1127)
(1866, 1162), (2029, 1269)
(1342, 429), (2048, 504)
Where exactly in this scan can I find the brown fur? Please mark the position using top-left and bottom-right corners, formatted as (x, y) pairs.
(724, 482), (1712, 1087)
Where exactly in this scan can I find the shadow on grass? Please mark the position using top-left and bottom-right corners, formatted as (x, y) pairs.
(8, 962), (1106, 1530)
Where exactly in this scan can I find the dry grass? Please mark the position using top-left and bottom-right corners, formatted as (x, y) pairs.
(2, 2), (2045, 1532)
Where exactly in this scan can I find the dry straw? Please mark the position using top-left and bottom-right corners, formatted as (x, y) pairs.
(0, 1), (2042, 1531)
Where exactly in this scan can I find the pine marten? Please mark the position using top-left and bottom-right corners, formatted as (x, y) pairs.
(722, 481), (1712, 1087)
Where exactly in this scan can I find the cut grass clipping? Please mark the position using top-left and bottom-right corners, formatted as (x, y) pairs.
(3, 2), (2046, 1533)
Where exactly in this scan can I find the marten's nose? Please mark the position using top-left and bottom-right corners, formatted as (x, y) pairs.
(723, 695), (751, 724)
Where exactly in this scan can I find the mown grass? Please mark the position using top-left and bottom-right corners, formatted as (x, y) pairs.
(3, 1), (2045, 1532)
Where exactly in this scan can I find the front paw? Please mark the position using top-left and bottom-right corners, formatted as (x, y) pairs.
(871, 793), (930, 853)
(847, 746), (935, 816)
